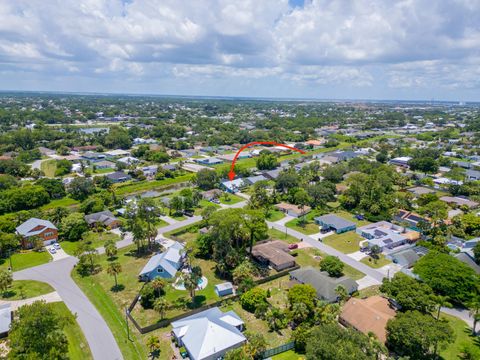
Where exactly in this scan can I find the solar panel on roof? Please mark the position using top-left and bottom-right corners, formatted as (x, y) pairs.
(374, 230), (388, 237)
(383, 239), (393, 244)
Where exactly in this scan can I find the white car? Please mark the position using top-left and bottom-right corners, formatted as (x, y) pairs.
(53, 242), (61, 250)
(49, 247), (57, 254)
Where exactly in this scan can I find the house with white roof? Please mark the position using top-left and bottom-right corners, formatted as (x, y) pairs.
(220, 179), (245, 193)
(139, 242), (185, 281)
(171, 307), (246, 360)
(16, 218), (58, 248)
(0, 304), (11, 337)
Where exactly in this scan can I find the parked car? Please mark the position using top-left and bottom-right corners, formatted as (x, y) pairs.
(355, 214), (365, 220)
(288, 243), (299, 250)
(53, 242), (61, 250)
(49, 247), (57, 254)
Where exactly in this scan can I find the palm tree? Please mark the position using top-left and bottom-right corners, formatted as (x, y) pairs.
(107, 262), (122, 288)
(291, 302), (309, 324)
(146, 335), (161, 359)
(335, 284), (349, 304)
(435, 295), (451, 321)
(153, 298), (168, 320)
(468, 296), (480, 335)
(104, 239), (117, 260)
(151, 278), (167, 297)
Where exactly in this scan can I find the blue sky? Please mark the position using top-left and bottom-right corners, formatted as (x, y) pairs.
(0, 0), (479, 101)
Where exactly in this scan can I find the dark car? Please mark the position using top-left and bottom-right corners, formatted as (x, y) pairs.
(355, 214), (365, 220)
(288, 243), (299, 250)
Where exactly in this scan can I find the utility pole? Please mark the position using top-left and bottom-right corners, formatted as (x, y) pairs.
(125, 307), (130, 341)
(8, 249), (12, 272)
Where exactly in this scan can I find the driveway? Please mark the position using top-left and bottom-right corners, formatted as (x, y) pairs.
(14, 257), (123, 360)
(46, 245), (70, 261)
(0, 291), (62, 311)
(274, 215), (294, 226)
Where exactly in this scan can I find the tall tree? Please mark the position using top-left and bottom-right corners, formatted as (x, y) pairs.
(107, 261), (122, 288)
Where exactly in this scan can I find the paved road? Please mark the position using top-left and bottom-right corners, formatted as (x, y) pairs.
(267, 221), (385, 283)
(442, 307), (475, 329)
(14, 257), (123, 360)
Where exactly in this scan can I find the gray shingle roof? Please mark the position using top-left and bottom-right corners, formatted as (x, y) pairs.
(315, 214), (356, 230)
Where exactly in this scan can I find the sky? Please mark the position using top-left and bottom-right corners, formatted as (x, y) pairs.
(0, 0), (479, 101)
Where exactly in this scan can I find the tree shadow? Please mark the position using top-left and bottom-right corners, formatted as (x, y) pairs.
(149, 349), (161, 359)
(188, 295), (207, 309)
(107, 255), (118, 262)
(1, 290), (16, 299)
(111, 284), (125, 292)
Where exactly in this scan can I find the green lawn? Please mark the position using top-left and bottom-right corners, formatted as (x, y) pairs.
(49, 302), (94, 360)
(293, 247), (364, 280)
(266, 210), (286, 222)
(360, 254), (391, 269)
(356, 285), (382, 299)
(268, 227), (299, 244)
(72, 245), (150, 359)
(40, 197), (79, 210)
(334, 210), (371, 227)
(322, 231), (363, 254)
(441, 314), (480, 360)
(61, 231), (121, 255)
(219, 193), (244, 205)
(0, 250), (51, 272)
(114, 174), (194, 196)
(285, 218), (319, 235)
(94, 167), (114, 174)
(272, 350), (305, 360)
(40, 159), (57, 177)
(1, 280), (54, 300)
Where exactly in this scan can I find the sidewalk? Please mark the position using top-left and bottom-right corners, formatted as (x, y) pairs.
(0, 291), (62, 311)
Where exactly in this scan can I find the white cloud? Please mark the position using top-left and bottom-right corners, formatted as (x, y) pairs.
(0, 0), (479, 99)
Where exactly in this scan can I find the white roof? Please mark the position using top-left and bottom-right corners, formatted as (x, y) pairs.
(105, 149), (130, 156)
(172, 308), (245, 360)
(0, 304), (11, 334)
(16, 218), (57, 237)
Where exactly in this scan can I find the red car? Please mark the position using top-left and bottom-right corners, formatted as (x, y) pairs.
(288, 244), (298, 250)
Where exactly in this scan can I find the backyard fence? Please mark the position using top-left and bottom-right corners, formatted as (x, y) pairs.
(126, 265), (300, 334)
(261, 342), (295, 359)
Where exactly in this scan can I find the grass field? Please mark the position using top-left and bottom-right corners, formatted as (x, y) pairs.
(272, 350), (305, 360)
(94, 167), (114, 174)
(322, 231), (363, 254)
(218, 193), (244, 205)
(61, 231), (121, 255)
(266, 210), (286, 222)
(114, 174), (194, 196)
(40, 159), (57, 177)
(285, 218), (319, 235)
(50, 302), (94, 360)
(441, 313), (480, 360)
(268, 227), (299, 244)
(0, 250), (51, 272)
(40, 197), (79, 210)
(293, 247), (364, 280)
(1, 280), (54, 300)
(360, 254), (391, 269)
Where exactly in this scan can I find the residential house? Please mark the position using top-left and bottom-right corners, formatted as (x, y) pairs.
(202, 189), (223, 201)
(275, 202), (311, 218)
(314, 214), (356, 234)
(440, 196), (479, 209)
(16, 218), (58, 248)
(215, 282), (234, 297)
(262, 168), (281, 180)
(394, 210), (429, 231)
(466, 169), (480, 181)
(171, 307), (246, 360)
(389, 156), (412, 168)
(389, 248), (420, 268)
(104, 149), (130, 158)
(94, 160), (115, 169)
(407, 186), (436, 197)
(0, 304), (12, 337)
(117, 156), (139, 166)
(252, 240), (296, 271)
(139, 242), (185, 281)
(195, 157), (223, 166)
(220, 179), (245, 193)
(84, 210), (120, 229)
(106, 171), (132, 183)
(455, 252), (480, 274)
(357, 221), (419, 251)
(243, 175), (267, 186)
(38, 147), (56, 156)
(339, 296), (396, 343)
(141, 165), (158, 178)
(290, 267), (358, 303)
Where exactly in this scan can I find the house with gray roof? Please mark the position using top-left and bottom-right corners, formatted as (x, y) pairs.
(455, 252), (480, 274)
(389, 248), (420, 268)
(171, 307), (246, 360)
(289, 267), (358, 303)
(106, 171), (132, 183)
(139, 242), (185, 281)
(314, 214), (356, 234)
(84, 210), (120, 229)
(466, 169), (480, 181)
